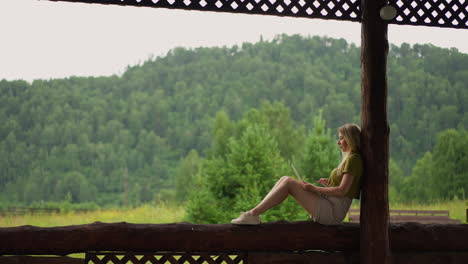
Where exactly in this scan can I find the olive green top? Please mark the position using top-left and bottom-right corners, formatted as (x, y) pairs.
(328, 152), (363, 199)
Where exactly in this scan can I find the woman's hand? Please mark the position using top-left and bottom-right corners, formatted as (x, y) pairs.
(301, 181), (317, 193)
(317, 178), (329, 186)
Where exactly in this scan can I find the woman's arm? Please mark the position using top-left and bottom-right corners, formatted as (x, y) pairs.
(301, 173), (354, 197)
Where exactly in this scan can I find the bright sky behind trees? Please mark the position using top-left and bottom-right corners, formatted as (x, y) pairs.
(1, 0), (467, 82)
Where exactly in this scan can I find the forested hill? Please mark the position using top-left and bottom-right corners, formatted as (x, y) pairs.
(1, 35), (467, 206)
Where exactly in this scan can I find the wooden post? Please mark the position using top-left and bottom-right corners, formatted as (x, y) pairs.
(360, 0), (391, 263)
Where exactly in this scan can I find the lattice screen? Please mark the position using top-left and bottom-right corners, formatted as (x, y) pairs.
(390, 0), (467, 28)
(85, 252), (246, 264)
(51, 0), (361, 21)
(48, 0), (468, 29)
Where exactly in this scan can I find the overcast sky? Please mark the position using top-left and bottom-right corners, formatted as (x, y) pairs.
(1, 0), (467, 82)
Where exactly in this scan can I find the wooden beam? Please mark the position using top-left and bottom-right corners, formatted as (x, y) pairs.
(0, 221), (358, 255)
(248, 251), (468, 264)
(0, 256), (83, 264)
(1, 222), (468, 255)
(2, 251), (468, 264)
(392, 251), (468, 264)
(360, 0), (391, 263)
(247, 251), (358, 264)
(45, 0), (362, 23)
(2, 251), (467, 264)
(45, 0), (468, 29)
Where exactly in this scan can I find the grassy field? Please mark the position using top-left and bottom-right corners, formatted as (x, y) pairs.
(0, 200), (465, 262)
(0, 202), (185, 227)
(1, 199), (466, 228)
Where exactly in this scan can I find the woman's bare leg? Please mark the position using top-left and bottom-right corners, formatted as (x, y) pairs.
(256, 176), (288, 203)
(249, 176), (320, 217)
(249, 176), (289, 215)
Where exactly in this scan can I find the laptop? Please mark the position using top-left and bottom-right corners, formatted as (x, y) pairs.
(290, 161), (303, 181)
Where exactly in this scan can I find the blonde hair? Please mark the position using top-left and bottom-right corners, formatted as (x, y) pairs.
(337, 123), (361, 171)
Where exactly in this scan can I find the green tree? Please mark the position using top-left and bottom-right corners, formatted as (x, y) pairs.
(388, 159), (405, 203)
(187, 125), (292, 223)
(431, 129), (468, 200)
(401, 129), (468, 202)
(401, 152), (433, 202)
(54, 171), (97, 203)
(211, 111), (234, 158)
(175, 150), (202, 201)
(300, 110), (340, 182)
(1, 36), (466, 207)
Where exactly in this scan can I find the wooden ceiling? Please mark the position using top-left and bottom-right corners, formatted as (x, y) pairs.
(47, 0), (468, 29)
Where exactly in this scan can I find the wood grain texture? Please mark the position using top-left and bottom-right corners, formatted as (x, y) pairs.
(1, 222), (468, 255)
(360, 0), (391, 263)
(0, 256), (83, 264)
(0, 221), (358, 255)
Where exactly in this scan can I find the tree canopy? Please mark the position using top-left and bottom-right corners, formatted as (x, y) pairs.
(0, 34), (466, 208)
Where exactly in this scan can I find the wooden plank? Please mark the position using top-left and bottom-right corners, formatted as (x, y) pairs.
(360, 0), (391, 263)
(390, 216), (454, 221)
(390, 218), (461, 224)
(393, 251), (468, 264)
(248, 251), (468, 264)
(0, 256), (83, 264)
(0, 208), (61, 216)
(349, 214), (461, 224)
(390, 210), (449, 216)
(0, 221), (359, 255)
(349, 209), (450, 216)
(390, 223), (468, 251)
(12, 250), (461, 264)
(1, 222), (468, 255)
(349, 219), (461, 224)
(247, 251), (358, 264)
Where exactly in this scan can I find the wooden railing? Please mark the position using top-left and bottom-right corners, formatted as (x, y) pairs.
(0, 207), (60, 216)
(1, 221), (468, 263)
(348, 209), (462, 224)
(0, 207), (94, 216)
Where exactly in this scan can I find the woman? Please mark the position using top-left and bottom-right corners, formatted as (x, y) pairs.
(231, 123), (363, 225)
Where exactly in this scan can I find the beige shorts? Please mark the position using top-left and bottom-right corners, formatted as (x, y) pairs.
(312, 195), (352, 225)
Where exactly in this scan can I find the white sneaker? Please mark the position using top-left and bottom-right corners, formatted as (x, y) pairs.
(231, 212), (261, 225)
